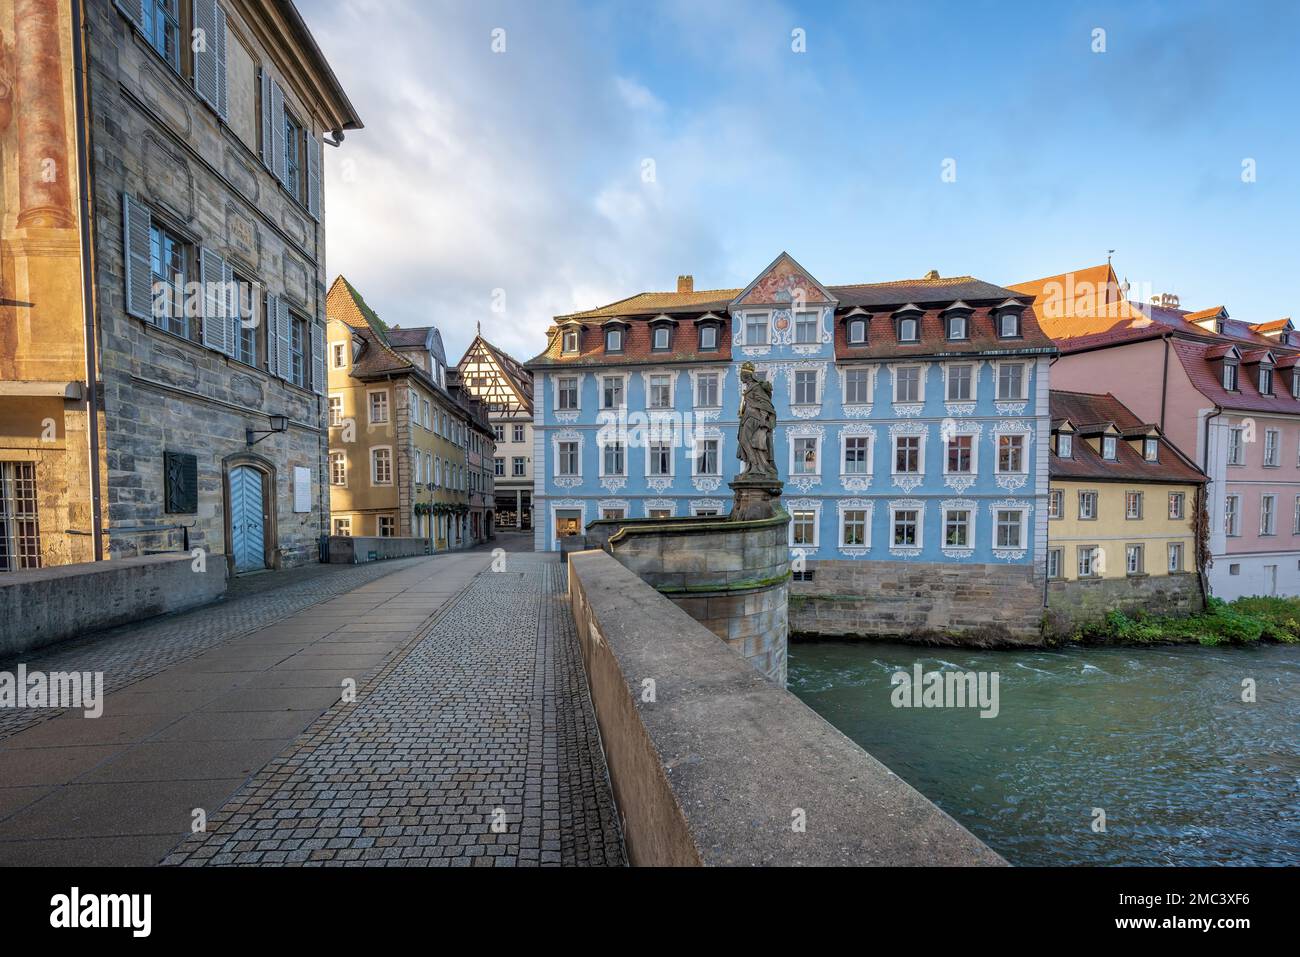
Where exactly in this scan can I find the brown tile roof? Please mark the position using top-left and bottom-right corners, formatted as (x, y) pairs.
(528, 314), (730, 369)
(834, 303), (1055, 361)
(1171, 338), (1300, 414)
(385, 327), (433, 347)
(1049, 391), (1206, 484)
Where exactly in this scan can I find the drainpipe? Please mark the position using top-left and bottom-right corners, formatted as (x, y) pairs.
(1159, 334), (1171, 431)
(71, 0), (103, 560)
(1043, 355), (1058, 616)
(1199, 406), (1223, 606)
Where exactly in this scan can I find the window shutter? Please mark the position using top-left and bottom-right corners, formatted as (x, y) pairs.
(310, 321), (325, 395)
(114, 0), (146, 32)
(214, 4), (228, 120)
(306, 129), (322, 221)
(199, 248), (229, 353)
(264, 291), (279, 372)
(270, 80), (287, 186)
(224, 261), (241, 360)
(121, 193), (154, 321)
(275, 295), (292, 379)
(192, 0), (220, 112)
(259, 68), (274, 171)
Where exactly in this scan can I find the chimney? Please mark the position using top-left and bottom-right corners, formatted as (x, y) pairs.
(677, 274), (694, 294)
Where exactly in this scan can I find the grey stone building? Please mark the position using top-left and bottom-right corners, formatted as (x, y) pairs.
(84, 0), (361, 571)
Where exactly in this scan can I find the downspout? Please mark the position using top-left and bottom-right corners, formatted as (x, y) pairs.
(1043, 354), (1059, 619)
(71, 0), (103, 560)
(1159, 334), (1170, 431)
(1199, 406), (1223, 608)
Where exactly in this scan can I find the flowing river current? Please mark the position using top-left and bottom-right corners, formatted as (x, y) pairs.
(788, 641), (1300, 866)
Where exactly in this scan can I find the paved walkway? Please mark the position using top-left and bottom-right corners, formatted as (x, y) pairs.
(0, 551), (624, 867)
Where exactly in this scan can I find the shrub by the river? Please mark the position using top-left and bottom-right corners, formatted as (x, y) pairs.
(1070, 595), (1300, 646)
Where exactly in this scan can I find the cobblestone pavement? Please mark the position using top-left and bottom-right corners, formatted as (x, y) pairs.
(164, 554), (625, 867)
(0, 556), (437, 741)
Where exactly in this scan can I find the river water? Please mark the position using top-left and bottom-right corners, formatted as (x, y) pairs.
(789, 640), (1300, 866)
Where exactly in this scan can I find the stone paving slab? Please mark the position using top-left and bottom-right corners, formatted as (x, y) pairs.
(165, 555), (626, 867)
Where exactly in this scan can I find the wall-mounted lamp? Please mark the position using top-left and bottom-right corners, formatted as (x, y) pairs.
(246, 414), (289, 446)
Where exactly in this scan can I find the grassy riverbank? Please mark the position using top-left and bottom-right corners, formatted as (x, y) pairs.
(1066, 596), (1300, 646)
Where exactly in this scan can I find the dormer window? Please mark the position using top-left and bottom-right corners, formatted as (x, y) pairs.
(652, 326), (671, 351)
(1282, 332), (1291, 347)
(998, 312), (1022, 338)
(898, 317), (919, 342)
(947, 314), (968, 340)
(1260, 367), (1274, 395)
(1057, 433), (1073, 458)
(1102, 436), (1118, 460)
(847, 318), (867, 344)
(699, 324), (718, 351)
(1223, 361), (1238, 391)
(562, 329), (579, 354)
(1215, 319), (1225, 335)
(1293, 370), (1300, 399)
(605, 328), (623, 353)
(1143, 438), (1159, 462)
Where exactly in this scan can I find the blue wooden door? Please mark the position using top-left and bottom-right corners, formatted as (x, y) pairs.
(230, 466), (266, 572)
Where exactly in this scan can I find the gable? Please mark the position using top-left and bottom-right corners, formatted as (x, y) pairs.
(458, 337), (532, 415)
(732, 252), (835, 308)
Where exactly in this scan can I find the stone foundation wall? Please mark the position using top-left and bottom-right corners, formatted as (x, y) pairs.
(327, 535), (430, 564)
(589, 513), (790, 685)
(1046, 573), (1204, 636)
(790, 559), (1045, 645)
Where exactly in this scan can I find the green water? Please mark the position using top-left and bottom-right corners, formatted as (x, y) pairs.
(789, 640), (1300, 866)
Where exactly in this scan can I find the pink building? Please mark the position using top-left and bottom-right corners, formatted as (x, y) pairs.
(1011, 265), (1300, 599)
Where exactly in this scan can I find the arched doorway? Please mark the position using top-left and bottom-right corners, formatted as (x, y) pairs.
(223, 454), (277, 573)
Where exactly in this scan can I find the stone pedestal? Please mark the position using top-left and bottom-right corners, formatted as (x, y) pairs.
(729, 476), (783, 521)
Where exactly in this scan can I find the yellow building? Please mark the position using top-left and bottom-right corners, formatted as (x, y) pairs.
(1047, 391), (1207, 585)
(325, 277), (486, 550)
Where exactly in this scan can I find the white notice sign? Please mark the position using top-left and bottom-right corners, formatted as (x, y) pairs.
(293, 466), (311, 513)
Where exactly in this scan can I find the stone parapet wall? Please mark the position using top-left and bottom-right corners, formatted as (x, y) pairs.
(590, 512), (790, 684)
(327, 535), (430, 564)
(0, 554), (226, 657)
(566, 549), (1002, 867)
(790, 559), (1045, 645)
(1046, 573), (1204, 637)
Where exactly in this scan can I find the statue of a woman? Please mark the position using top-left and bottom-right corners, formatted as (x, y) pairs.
(736, 362), (777, 480)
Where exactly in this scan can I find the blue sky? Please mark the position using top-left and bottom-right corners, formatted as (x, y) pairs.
(300, 0), (1300, 362)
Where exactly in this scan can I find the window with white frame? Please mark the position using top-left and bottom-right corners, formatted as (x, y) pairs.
(648, 442), (672, 476)
(433, 456), (441, 487)
(414, 454), (423, 484)
(844, 368), (871, 404)
(1293, 369), (1300, 399)
(605, 328), (623, 353)
(894, 366), (921, 403)
(1261, 494), (1277, 535)
(331, 341), (347, 369)
(997, 434), (1025, 473)
(557, 440), (579, 477)
(1125, 491), (1143, 519)
(794, 311), (819, 344)
(894, 435), (921, 474)
(695, 438), (720, 476)
(1260, 366), (1274, 395)
(1048, 488), (1063, 519)
(368, 390), (389, 424)
(892, 507), (920, 547)
(649, 374), (672, 409)
(996, 363), (1025, 400)
(601, 375), (624, 410)
(1047, 547), (1063, 579)
(699, 324), (719, 351)
(995, 509), (1025, 549)
(1126, 544), (1144, 575)
(998, 312), (1021, 338)
(791, 508), (818, 547)
(1295, 494), (1300, 533)
(1079, 490), (1098, 520)
(1227, 427), (1244, 465)
(328, 395), (343, 427)
(947, 434), (974, 474)
(1057, 433), (1073, 457)
(332, 517), (351, 537)
(1225, 494), (1240, 535)
(557, 376), (579, 411)
(1264, 429), (1280, 467)
(512, 456), (526, 477)
(377, 516), (396, 537)
(513, 424), (525, 443)
(1143, 437), (1159, 462)
(847, 318), (867, 344)
(652, 326), (671, 351)
(1223, 361), (1238, 391)
(601, 441), (625, 477)
(745, 313), (769, 345)
(843, 436), (870, 475)
(425, 452), (432, 484)
(793, 437), (819, 475)
(421, 398), (431, 429)
(1102, 435), (1118, 460)
(371, 447), (392, 485)
(1168, 542), (1183, 573)
(562, 329), (578, 353)
(841, 508), (868, 547)
(946, 364), (973, 402)
(1169, 492), (1185, 520)
(329, 451), (346, 486)
(601, 506), (625, 520)
(794, 370), (818, 405)
(695, 373), (720, 408)
(897, 316), (919, 342)
(944, 508), (971, 549)
(946, 314), (969, 340)
(1078, 545), (1100, 577)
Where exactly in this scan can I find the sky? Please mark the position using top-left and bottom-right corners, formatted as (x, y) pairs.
(298, 0), (1300, 365)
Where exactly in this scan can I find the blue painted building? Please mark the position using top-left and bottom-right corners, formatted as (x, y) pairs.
(526, 254), (1056, 635)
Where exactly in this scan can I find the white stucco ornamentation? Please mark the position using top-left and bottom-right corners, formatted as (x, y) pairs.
(836, 498), (874, 558)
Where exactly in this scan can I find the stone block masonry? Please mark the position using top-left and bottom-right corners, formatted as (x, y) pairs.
(790, 559), (1046, 645)
(1046, 573), (1204, 638)
(327, 535), (430, 564)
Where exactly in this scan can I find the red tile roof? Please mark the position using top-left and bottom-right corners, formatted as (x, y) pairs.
(834, 303), (1055, 361)
(1171, 338), (1300, 414)
(1049, 391), (1205, 484)
(528, 314), (730, 368)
